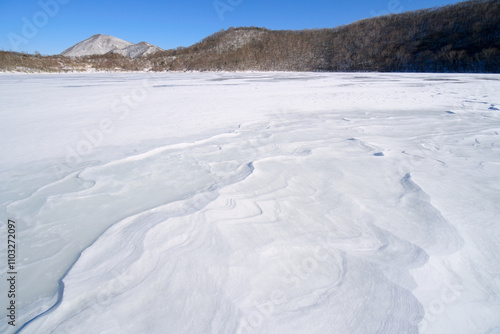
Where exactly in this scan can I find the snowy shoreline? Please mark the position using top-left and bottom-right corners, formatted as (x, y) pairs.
(3, 69), (500, 75)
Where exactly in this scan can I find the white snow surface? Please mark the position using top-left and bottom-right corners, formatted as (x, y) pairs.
(1, 72), (500, 334)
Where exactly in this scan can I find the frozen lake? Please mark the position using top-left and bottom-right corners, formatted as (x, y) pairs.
(1, 72), (500, 333)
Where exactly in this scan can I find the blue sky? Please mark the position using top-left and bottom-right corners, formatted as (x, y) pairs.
(0, 0), (462, 55)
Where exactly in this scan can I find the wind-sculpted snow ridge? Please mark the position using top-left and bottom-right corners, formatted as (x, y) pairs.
(18, 117), (432, 333)
(1, 72), (500, 334)
(16, 112), (492, 333)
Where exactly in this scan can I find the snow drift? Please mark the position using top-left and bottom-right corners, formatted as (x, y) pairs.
(0, 72), (499, 334)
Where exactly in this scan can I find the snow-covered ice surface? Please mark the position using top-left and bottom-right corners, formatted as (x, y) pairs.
(1, 72), (500, 334)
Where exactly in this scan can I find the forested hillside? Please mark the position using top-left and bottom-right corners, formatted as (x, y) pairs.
(1, 0), (499, 73)
(149, 0), (500, 72)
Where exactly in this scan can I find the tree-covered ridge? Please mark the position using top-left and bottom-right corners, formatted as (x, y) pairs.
(1, 0), (499, 73)
(149, 0), (500, 72)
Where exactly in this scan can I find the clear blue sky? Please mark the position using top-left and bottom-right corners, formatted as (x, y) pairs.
(0, 0), (462, 55)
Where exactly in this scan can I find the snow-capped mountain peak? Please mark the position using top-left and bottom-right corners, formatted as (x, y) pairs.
(109, 41), (164, 58)
(61, 34), (133, 57)
(61, 34), (163, 58)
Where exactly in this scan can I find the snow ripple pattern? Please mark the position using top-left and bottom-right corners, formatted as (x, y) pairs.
(19, 113), (469, 334)
(1, 72), (499, 334)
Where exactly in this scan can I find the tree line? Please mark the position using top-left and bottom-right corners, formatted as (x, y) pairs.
(1, 0), (499, 73)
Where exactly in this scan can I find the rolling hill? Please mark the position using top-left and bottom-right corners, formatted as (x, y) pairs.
(1, 0), (499, 72)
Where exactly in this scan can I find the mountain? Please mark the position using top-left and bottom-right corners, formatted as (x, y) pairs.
(109, 41), (164, 58)
(61, 34), (163, 58)
(2, 0), (499, 72)
(61, 34), (133, 57)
